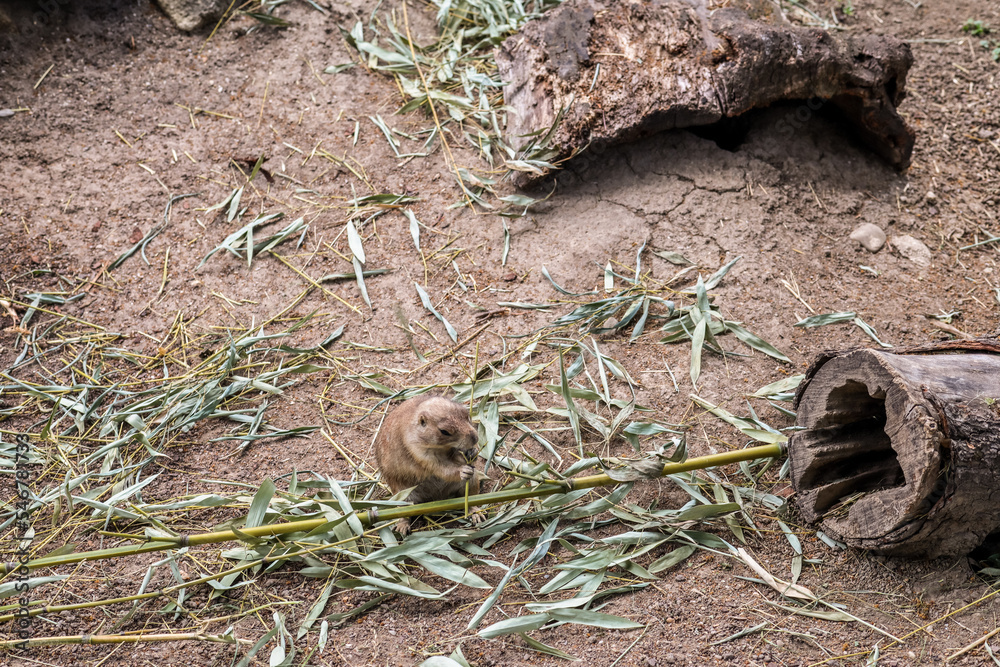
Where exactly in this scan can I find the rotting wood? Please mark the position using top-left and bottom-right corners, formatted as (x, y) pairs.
(789, 342), (1000, 558)
(496, 0), (915, 180)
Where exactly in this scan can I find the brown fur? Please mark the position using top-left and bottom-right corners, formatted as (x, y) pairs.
(373, 395), (481, 534)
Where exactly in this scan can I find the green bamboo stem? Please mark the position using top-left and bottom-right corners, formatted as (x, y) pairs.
(0, 530), (375, 624)
(2, 443), (783, 575)
(1, 632), (248, 649)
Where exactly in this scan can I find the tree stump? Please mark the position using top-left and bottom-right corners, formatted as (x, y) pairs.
(789, 342), (1000, 558)
(496, 0), (915, 181)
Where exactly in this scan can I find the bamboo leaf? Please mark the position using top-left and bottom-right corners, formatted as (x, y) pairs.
(558, 349), (582, 450)
(674, 502), (740, 521)
(648, 545), (697, 574)
(629, 298), (651, 342)
(326, 593), (391, 626)
(794, 312), (856, 328)
(735, 548), (817, 602)
(246, 479), (276, 529)
(236, 623), (281, 667)
(520, 634), (579, 660)
(548, 608), (643, 630)
(727, 323), (790, 363)
(709, 622), (770, 646)
(411, 554), (490, 589)
(750, 375), (804, 398)
(541, 266), (595, 297)
(853, 317), (893, 348)
(467, 518), (559, 631)
(690, 314), (707, 386)
(354, 256), (371, 309)
(346, 219), (366, 263)
(502, 220), (510, 265)
(417, 658), (465, 667)
(651, 249), (693, 265)
(252, 217), (308, 256)
(204, 187), (237, 213)
(324, 63), (356, 74)
(478, 613), (550, 638)
(764, 601), (854, 622)
(341, 576), (450, 599)
(325, 477), (365, 537)
(700, 256), (741, 290)
(227, 186), (244, 222)
(497, 302), (552, 310)
(0, 575), (69, 599)
(415, 282), (458, 343)
(405, 209), (421, 253)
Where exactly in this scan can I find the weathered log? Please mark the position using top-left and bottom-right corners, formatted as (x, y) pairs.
(496, 0), (915, 178)
(788, 342), (1000, 558)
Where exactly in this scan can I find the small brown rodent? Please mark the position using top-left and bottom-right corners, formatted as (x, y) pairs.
(373, 395), (482, 534)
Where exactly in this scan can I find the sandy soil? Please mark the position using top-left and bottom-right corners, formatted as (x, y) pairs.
(1, 0), (999, 665)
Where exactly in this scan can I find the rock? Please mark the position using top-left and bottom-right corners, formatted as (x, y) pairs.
(154, 0), (230, 31)
(892, 234), (932, 267)
(924, 191), (937, 204)
(850, 223), (886, 253)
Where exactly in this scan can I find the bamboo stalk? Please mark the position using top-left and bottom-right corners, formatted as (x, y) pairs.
(1, 632), (248, 649)
(2, 444), (783, 574)
(0, 531), (378, 624)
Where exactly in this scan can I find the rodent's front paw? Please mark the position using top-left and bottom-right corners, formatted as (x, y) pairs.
(459, 464), (476, 481)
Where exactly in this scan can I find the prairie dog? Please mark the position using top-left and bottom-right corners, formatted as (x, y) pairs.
(374, 395), (481, 534)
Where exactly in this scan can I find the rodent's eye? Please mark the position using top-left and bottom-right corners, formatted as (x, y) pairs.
(439, 428), (453, 437)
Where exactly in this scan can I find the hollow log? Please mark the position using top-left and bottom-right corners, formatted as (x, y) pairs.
(788, 342), (1000, 558)
(496, 0), (915, 180)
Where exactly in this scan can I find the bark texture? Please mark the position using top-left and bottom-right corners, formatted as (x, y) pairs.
(789, 343), (1000, 558)
(496, 0), (914, 178)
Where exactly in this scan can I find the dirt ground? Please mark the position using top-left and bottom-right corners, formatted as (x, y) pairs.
(2, 0), (1000, 664)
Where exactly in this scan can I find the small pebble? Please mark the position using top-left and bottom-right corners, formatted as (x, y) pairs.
(503, 272), (517, 281)
(892, 235), (932, 267)
(849, 223), (886, 253)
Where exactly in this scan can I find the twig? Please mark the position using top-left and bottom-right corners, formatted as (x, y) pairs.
(34, 63), (54, 89)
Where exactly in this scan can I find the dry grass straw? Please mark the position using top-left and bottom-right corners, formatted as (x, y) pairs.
(0, 253), (808, 658)
(340, 0), (564, 213)
(0, 2), (884, 659)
